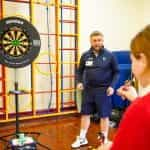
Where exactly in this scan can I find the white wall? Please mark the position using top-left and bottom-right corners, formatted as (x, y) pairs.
(80, 0), (144, 52)
(143, 0), (150, 25)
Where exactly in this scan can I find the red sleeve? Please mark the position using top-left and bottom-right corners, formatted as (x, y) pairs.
(111, 97), (150, 150)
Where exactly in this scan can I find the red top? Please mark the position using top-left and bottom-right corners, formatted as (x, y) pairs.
(111, 93), (150, 150)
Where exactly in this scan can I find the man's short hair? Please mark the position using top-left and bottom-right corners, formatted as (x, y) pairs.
(90, 31), (104, 38)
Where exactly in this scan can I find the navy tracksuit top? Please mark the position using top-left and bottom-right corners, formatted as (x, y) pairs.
(77, 47), (120, 88)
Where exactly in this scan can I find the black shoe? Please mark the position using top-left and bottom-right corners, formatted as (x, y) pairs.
(97, 132), (105, 144)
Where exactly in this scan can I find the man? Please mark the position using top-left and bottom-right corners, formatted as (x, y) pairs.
(71, 31), (119, 148)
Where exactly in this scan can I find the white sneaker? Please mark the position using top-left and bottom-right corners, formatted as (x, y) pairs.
(71, 136), (88, 148)
(104, 138), (109, 144)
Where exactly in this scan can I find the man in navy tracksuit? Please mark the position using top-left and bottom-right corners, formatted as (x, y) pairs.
(72, 31), (119, 148)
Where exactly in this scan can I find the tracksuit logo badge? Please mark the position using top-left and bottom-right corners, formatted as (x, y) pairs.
(102, 57), (106, 61)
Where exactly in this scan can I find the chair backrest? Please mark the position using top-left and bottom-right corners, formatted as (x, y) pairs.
(112, 50), (131, 64)
(112, 50), (131, 109)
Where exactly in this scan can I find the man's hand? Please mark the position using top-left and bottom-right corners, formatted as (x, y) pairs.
(107, 87), (114, 96)
(77, 83), (84, 90)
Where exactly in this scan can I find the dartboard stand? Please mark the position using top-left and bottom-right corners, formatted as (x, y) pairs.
(0, 17), (50, 150)
(0, 69), (51, 150)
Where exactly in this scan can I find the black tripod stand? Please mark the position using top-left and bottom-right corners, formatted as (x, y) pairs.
(0, 70), (51, 150)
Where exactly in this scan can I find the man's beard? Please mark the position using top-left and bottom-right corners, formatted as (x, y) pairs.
(93, 46), (102, 51)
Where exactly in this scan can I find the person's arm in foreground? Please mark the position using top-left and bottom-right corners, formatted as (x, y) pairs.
(98, 96), (150, 150)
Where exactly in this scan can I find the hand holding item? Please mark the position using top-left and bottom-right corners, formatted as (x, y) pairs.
(117, 81), (138, 102)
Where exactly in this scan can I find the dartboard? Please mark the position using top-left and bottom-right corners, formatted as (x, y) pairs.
(0, 17), (41, 68)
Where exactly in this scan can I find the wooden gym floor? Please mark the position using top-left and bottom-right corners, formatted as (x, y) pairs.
(0, 115), (117, 150)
